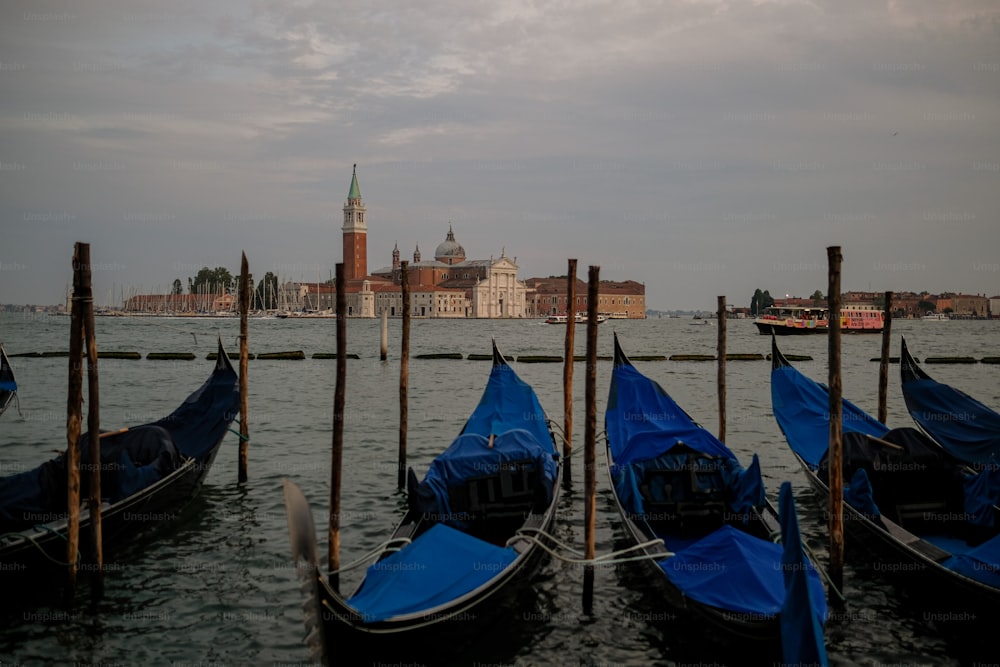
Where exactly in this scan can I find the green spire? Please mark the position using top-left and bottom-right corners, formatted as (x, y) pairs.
(348, 163), (361, 200)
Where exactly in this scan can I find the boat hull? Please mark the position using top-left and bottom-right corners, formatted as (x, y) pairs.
(790, 453), (999, 612)
(317, 474), (561, 663)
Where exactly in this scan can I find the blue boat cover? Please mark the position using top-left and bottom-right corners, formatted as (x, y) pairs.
(844, 468), (880, 520)
(660, 524), (827, 619)
(942, 531), (1000, 589)
(779, 482), (829, 666)
(461, 361), (553, 448)
(347, 523), (517, 622)
(964, 466), (1000, 527)
(415, 429), (558, 526)
(770, 363), (889, 468)
(606, 362), (735, 467)
(0, 354), (238, 531)
(902, 376), (1000, 467)
(0, 381), (14, 391)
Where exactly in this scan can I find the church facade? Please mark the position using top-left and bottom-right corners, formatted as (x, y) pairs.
(339, 167), (529, 318)
(334, 167), (644, 318)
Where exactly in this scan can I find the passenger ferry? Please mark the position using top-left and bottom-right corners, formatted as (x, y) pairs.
(753, 303), (883, 335)
(545, 313), (608, 324)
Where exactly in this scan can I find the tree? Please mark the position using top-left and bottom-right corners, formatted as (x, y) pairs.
(809, 290), (824, 303)
(255, 272), (279, 310)
(917, 299), (936, 314)
(190, 266), (234, 295)
(172, 279), (183, 295)
(750, 289), (775, 315)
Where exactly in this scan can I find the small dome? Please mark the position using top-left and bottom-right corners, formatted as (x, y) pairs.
(434, 225), (465, 261)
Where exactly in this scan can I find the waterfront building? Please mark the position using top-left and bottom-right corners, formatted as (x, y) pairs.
(524, 277), (646, 319)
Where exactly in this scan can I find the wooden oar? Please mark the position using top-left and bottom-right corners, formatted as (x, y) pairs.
(864, 434), (904, 451)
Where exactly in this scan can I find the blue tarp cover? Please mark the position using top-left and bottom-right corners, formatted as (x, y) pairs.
(771, 363), (889, 468)
(606, 363), (735, 467)
(902, 376), (1000, 467)
(0, 381), (15, 391)
(964, 466), (1000, 527)
(779, 482), (828, 666)
(347, 523), (517, 622)
(416, 429), (558, 524)
(461, 361), (553, 448)
(660, 524), (827, 618)
(943, 531), (1000, 588)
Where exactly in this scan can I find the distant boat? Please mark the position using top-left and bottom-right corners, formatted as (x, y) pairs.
(689, 319), (713, 326)
(754, 303), (883, 335)
(920, 312), (949, 321)
(545, 313), (607, 324)
(0, 343), (17, 418)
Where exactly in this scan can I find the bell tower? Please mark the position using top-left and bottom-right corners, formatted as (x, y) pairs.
(342, 164), (367, 280)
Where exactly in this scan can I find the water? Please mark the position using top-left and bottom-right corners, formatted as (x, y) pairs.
(1, 313), (997, 666)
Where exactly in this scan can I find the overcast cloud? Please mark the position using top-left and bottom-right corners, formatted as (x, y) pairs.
(1, 0), (998, 310)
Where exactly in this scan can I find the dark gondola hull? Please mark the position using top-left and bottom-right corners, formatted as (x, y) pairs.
(316, 489), (561, 662)
(0, 341), (238, 599)
(287, 339), (562, 665)
(789, 452), (1000, 612)
(604, 458), (783, 643)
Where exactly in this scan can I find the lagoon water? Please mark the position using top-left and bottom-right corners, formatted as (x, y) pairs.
(0, 313), (997, 666)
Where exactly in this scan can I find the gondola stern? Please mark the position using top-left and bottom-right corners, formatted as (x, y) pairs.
(491, 338), (509, 367)
(899, 335), (929, 383)
(770, 334), (791, 371)
(282, 478), (331, 666)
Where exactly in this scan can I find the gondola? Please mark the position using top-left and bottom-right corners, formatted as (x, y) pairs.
(0, 343), (17, 418)
(0, 338), (239, 595)
(283, 340), (561, 665)
(770, 337), (1000, 612)
(605, 334), (827, 655)
(900, 336), (1000, 467)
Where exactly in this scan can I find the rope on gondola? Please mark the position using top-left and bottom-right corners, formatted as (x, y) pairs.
(326, 537), (414, 575)
(228, 427), (250, 442)
(508, 527), (673, 566)
(0, 526), (82, 567)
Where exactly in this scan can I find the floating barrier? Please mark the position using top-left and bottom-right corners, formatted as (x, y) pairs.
(924, 356), (977, 364)
(669, 354), (715, 361)
(981, 357), (1000, 364)
(207, 351), (256, 360)
(312, 353), (360, 359)
(766, 353), (813, 362)
(467, 354), (493, 360)
(515, 355), (563, 363)
(725, 353), (765, 361)
(415, 352), (463, 360)
(256, 351), (306, 360)
(146, 352), (196, 361)
(95, 351), (142, 360)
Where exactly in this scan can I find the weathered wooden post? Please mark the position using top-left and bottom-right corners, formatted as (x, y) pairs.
(238, 252), (250, 483)
(398, 261), (410, 491)
(827, 246), (844, 594)
(562, 259), (577, 485)
(878, 291), (893, 425)
(65, 243), (87, 602)
(380, 309), (388, 361)
(717, 295), (727, 443)
(582, 265), (599, 613)
(330, 263), (346, 590)
(81, 245), (103, 600)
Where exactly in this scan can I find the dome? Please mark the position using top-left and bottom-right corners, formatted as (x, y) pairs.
(434, 225), (466, 262)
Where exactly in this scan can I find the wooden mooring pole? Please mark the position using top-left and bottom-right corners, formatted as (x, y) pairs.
(398, 261), (410, 491)
(81, 244), (104, 601)
(582, 265), (599, 614)
(380, 309), (388, 361)
(717, 295), (727, 443)
(65, 243), (87, 603)
(562, 259), (577, 485)
(827, 246), (844, 595)
(329, 263), (346, 590)
(877, 291), (893, 425)
(238, 252), (250, 483)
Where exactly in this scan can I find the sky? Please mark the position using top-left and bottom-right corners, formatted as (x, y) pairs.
(1, 0), (998, 311)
